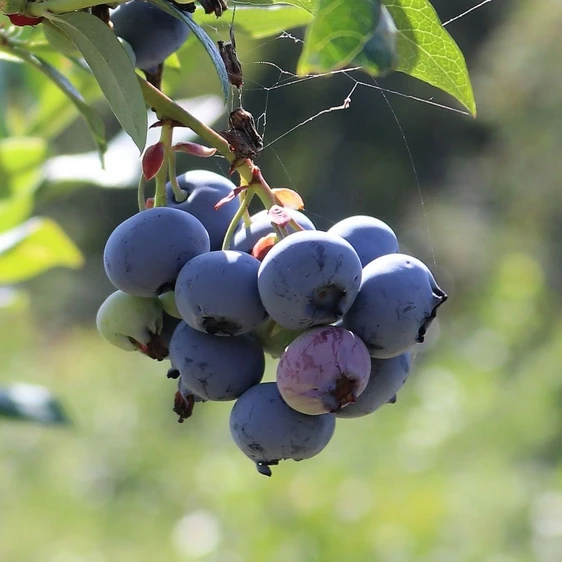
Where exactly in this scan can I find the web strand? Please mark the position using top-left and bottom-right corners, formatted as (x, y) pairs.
(442, 0), (495, 26)
(220, 0), (493, 248)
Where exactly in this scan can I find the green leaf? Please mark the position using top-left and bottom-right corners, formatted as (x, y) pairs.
(0, 43), (107, 156)
(0, 137), (47, 199)
(0, 138), (47, 232)
(0, 197), (33, 233)
(0, 383), (69, 425)
(0, 217), (84, 284)
(49, 12), (148, 151)
(351, 4), (399, 75)
(384, 0), (476, 115)
(195, 5), (313, 39)
(165, 52), (182, 70)
(232, 0), (317, 14)
(145, 0), (230, 100)
(298, 0), (382, 74)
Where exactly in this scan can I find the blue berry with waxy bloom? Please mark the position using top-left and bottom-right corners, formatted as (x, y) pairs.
(110, 1), (190, 72)
(103, 207), (210, 297)
(327, 214), (399, 267)
(169, 322), (265, 401)
(343, 253), (447, 358)
(336, 353), (411, 418)
(230, 382), (336, 476)
(257, 230), (363, 330)
(166, 170), (242, 251)
(175, 250), (267, 336)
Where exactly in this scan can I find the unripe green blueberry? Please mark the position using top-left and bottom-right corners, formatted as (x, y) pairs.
(159, 291), (182, 320)
(96, 290), (168, 360)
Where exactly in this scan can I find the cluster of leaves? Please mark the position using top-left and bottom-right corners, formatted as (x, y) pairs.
(0, 0), (474, 423)
(1, 0), (474, 156)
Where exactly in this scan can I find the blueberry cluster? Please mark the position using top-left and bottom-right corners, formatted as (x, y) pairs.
(97, 169), (447, 476)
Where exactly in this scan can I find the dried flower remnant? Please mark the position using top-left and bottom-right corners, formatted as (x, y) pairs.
(199, 0), (228, 17)
(218, 40), (243, 88)
(220, 108), (263, 163)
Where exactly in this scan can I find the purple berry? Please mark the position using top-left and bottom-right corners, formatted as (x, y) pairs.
(230, 382), (336, 476)
(276, 326), (371, 415)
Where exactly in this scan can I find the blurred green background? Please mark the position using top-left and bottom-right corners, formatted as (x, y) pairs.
(3, 1), (562, 561)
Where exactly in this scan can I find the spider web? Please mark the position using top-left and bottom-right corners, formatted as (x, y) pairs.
(216, 0), (498, 261)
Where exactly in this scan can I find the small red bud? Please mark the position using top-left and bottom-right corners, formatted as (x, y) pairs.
(142, 142), (165, 180)
(8, 14), (44, 26)
(145, 197), (155, 209)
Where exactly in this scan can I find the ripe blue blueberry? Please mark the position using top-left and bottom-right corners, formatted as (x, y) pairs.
(327, 214), (398, 266)
(110, 1), (190, 72)
(230, 382), (336, 476)
(336, 353), (411, 418)
(232, 209), (315, 253)
(103, 207), (210, 297)
(169, 322), (265, 401)
(257, 230), (362, 330)
(343, 253), (447, 358)
(166, 170), (241, 251)
(175, 250), (267, 336)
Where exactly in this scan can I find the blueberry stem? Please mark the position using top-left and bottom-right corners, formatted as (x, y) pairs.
(25, 0), (111, 16)
(137, 173), (147, 212)
(138, 78), (255, 185)
(167, 148), (187, 203)
(153, 122), (173, 207)
(221, 186), (255, 251)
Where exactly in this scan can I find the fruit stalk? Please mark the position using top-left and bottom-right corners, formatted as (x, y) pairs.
(24, 0), (114, 17)
(153, 123), (173, 208)
(221, 186), (255, 251)
(138, 78), (255, 185)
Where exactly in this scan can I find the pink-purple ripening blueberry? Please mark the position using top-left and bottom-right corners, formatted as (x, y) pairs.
(276, 326), (371, 415)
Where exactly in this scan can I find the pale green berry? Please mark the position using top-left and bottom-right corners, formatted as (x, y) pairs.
(96, 290), (166, 359)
